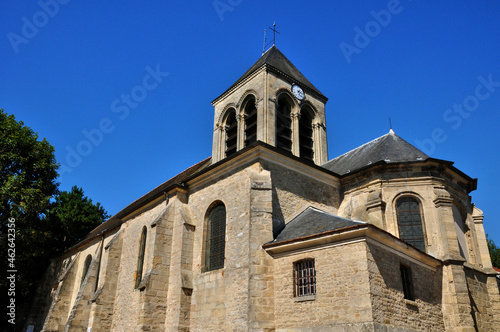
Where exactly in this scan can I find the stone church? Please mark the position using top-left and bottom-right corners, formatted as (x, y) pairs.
(27, 46), (500, 331)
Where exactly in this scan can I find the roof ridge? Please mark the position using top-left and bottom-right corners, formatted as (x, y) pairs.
(324, 131), (391, 164)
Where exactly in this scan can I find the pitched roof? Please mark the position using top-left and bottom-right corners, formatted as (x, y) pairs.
(214, 46), (326, 102)
(270, 207), (365, 244)
(322, 130), (429, 175)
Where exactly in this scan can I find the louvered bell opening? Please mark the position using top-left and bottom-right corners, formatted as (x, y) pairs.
(225, 113), (237, 157)
(244, 101), (257, 147)
(276, 102), (292, 152)
(299, 112), (313, 161)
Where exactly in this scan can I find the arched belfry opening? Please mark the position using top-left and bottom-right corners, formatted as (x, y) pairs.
(225, 110), (237, 157)
(276, 95), (293, 153)
(244, 98), (257, 147)
(299, 108), (314, 161)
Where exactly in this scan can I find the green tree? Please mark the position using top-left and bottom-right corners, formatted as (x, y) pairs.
(47, 186), (109, 252)
(487, 235), (500, 268)
(0, 109), (60, 321)
(0, 109), (108, 329)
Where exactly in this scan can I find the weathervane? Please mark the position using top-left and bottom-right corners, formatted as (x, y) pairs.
(262, 21), (280, 54)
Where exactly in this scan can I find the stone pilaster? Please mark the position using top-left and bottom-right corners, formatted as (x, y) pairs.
(433, 187), (462, 260)
(41, 255), (80, 332)
(366, 189), (386, 230)
(248, 167), (275, 331)
(164, 188), (195, 332)
(441, 263), (476, 331)
(291, 112), (300, 157)
(88, 231), (123, 332)
(312, 121), (328, 165)
(64, 244), (102, 332)
(212, 124), (225, 163)
(472, 206), (492, 269)
(237, 113), (245, 150)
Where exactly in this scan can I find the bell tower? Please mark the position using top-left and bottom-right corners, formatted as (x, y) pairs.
(211, 46), (328, 165)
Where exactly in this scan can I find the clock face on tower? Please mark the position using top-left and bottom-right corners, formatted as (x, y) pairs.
(291, 84), (304, 100)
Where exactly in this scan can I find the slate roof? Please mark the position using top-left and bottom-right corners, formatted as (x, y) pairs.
(270, 207), (365, 244)
(322, 130), (429, 175)
(214, 46), (326, 102)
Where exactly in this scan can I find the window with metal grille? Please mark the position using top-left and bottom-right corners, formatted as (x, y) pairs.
(244, 100), (257, 147)
(135, 226), (147, 289)
(205, 204), (226, 272)
(299, 110), (313, 161)
(276, 98), (292, 152)
(294, 259), (316, 297)
(396, 196), (426, 251)
(81, 254), (92, 286)
(225, 111), (237, 157)
(400, 264), (415, 301)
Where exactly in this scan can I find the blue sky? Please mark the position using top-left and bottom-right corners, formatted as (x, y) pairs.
(1, 1), (499, 244)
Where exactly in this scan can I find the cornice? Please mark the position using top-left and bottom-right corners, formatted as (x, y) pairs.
(263, 224), (441, 271)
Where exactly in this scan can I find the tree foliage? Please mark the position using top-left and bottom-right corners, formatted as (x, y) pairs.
(48, 186), (109, 252)
(487, 235), (500, 269)
(0, 109), (108, 328)
(1, 109), (60, 302)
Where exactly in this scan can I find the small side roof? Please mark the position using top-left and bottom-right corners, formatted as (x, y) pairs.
(322, 129), (429, 175)
(213, 46), (326, 103)
(269, 206), (365, 244)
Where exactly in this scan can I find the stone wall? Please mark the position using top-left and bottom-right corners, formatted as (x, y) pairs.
(366, 242), (444, 331)
(189, 162), (255, 331)
(464, 267), (497, 331)
(267, 162), (338, 227)
(110, 202), (167, 331)
(273, 242), (373, 331)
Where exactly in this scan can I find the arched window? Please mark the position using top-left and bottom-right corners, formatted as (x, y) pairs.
(276, 96), (292, 152)
(135, 226), (147, 289)
(396, 196), (426, 251)
(225, 110), (237, 157)
(81, 254), (92, 286)
(244, 99), (257, 147)
(204, 203), (226, 272)
(299, 109), (314, 161)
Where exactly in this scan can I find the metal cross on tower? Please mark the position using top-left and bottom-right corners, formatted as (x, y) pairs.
(263, 21), (280, 54)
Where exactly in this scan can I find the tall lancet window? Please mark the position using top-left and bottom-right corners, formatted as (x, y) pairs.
(81, 254), (92, 286)
(276, 97), (292, 152)
(225, 110), (237, 157)
(396, 196), (426, 251)
(204, 203), (226, 272)
(299, 109), (314, 161)
(244, 99), (257, 147)
(135, 226), (147, 289)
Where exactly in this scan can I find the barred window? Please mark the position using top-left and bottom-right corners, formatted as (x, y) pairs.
(396, 196), (426, 251)
(135, 226), (147, 289)
(294, 259), (316, 297)
(81, 254), (92, 286)
(400, 264), (415, 301)
(204, 203), (226, 272)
